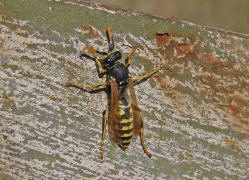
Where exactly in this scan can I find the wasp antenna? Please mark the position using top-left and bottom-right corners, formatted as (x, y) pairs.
(106, 27), (114, 52)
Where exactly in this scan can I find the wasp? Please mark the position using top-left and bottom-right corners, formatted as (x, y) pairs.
(67, 27), (161, 159)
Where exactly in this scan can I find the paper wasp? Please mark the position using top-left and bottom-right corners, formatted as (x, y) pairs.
(67, 27), (161, 159)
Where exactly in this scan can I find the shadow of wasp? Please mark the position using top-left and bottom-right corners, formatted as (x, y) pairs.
(67, 27), (162, 159)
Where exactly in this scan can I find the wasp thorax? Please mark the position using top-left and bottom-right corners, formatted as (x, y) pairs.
(109, 63), (129, 87)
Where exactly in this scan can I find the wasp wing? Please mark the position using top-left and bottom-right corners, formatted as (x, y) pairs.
(128, 78), (143, 140)
(108, 80), (122, 145)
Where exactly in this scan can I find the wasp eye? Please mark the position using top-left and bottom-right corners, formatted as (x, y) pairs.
(116, 51), (122, 59)
(104, 51), (122, 64)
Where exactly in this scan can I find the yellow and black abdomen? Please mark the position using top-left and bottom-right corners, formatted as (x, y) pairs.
(117, 97), (134, 150)
(108, 94), (134, 151)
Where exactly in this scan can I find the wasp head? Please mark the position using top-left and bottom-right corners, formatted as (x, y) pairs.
(103, 51), (122, 66)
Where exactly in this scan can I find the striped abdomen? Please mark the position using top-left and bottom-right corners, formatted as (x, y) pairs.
(116, 97), (134, 150)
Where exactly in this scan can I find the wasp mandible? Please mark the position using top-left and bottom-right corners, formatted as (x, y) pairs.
(67, 27), (162, 159)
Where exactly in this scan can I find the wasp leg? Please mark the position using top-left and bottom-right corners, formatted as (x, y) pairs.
(106, 27), (114, 52)
(82, 46), (107, 77)
(100, 105), (109, 159)
(80, 53), (96, 61)
(140, 111), (152, 158)
(66, 81), (108, 89)
(96, 51), (108, 56)
(80, 52), (107, 61)
(81, 46), (107, 57)
(82, 46), (97, 58)
(133, 66), (162, 84)
(125, 47), (137, 68)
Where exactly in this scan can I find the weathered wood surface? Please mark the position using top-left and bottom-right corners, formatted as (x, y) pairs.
(0, 0), (249, 179)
